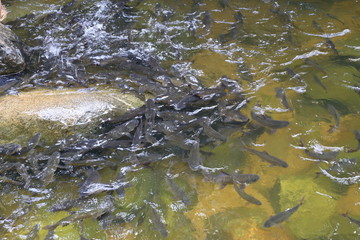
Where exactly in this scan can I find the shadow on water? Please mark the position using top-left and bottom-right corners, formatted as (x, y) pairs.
(0, 0), (359, 239)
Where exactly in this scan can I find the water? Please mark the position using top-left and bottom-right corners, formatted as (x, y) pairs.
(1, 0), (360, 239)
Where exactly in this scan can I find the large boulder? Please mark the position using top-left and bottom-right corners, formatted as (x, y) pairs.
(0, 23), (25, 75)
(0, 88), (144, 144)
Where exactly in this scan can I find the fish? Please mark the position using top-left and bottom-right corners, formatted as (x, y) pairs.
(187, 139), (203, 171)
(25, 223), (40, 240)
(16, 164), (31, 189)
(43, 207), (109, 230)
(304, 58), (327, 74)
(264, 197), (305, 228)
(0, 143), (22, 156)
(274, 87), (292, 111)
(232, 173), (260, 184)
(304, 148), (339, 161)
(327, 104), (340, 131)
(201, 11), (212, 36)
(165, 176), (191, 205)
(50, 198), (83, 212)
(201, 119), (227, 142)
(149, 206), (168, 238)
(36, 152), (60, 186)
(105, 119), (139, 140)
(0, 80), (18, 94)
(313, 74), (327, 92)
(233, 183), (262, 205)
(19, 133), (41, 155)
(62, 158), (117, 168)
(285, 67), (303, 82)
(342, 212), (360, 226)
(241, 146), (288, 168)
(219, 0), (231, 8)
(0, 176), (22, 185)
(312, 20), (324, 33)
(325, 38), (339, 55)
(250, 111), (290, 129)
(233, 11), (244, 25)
(202, 171), (233, 187)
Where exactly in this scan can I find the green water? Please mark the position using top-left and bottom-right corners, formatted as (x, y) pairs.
(1, 0), (360, 239)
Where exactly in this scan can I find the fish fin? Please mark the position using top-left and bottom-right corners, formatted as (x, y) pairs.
(341, 212), (349, 218)
(299, 196), (305, 205)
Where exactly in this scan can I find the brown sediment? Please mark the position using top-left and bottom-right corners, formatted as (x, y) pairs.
(0, 0), (7, 22)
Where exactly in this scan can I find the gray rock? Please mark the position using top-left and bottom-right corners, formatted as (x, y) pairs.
(0, 23), (25, 75)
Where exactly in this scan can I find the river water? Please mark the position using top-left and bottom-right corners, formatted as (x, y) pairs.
(1, 0), (360, 239)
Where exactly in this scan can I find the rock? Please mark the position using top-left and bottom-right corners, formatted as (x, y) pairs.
(0, 88), (144, 144)
(0, 23), (25, 75)
(276, 174), (339, 239)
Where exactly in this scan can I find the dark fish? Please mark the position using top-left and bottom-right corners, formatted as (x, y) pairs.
(304, 149), (339, 161)
(19, 133), (41, 155)
(50, 198), (82, 212)
(187, 140), (203, 171)
(27, 150), (40, 175)
(149, 206), (168, 238)
(43, 207), (109, 230)
(0, 176), (22, 185)
(105, 119), (139, 140)
(202, 171), (233, 187)
(201, 11), (212, 36)
(157, 111), (197, 124)
(0, 143), (22, 156)
(238, 63), (253, 81)
(37, 152), (60, 186)
(233, 183), (262, 205)
(233, 11), (244, 25)
(342, 212), (360, 226)
(0, 80), (19, 94)
(25, 223), (40, 240)
(16, 164), (31, 189)
(241, 146), (288, 168)
(264, 197), (304, 228)
(312, 20), (324, 33)
(275, 87), (292, 111)
(201, 119), (227, 142)
(304, 58), (327, 74)
(219, 0), (231, 8)
(327, 104), (340, 130)
(232, 173), (260, 184)
(219, 26), (242, 43)
(220, 107), (249, 124)
(165, 176), (191, 205)
(285, 67), (303, 82)
(63, 158), (117, 168)
(325, 38), (339, 55)
(251, 111), (290, 129)
(326, 13), (345, 25)
(313, 74), (327, 92)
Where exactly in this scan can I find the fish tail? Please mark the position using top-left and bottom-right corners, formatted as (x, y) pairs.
(341, 212), (349, 218)
(299, 196), (305, 205)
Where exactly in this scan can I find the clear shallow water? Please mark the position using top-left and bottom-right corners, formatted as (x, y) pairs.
(1, 0), (360, 239)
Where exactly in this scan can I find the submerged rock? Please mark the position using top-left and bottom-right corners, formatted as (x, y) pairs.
(0, 23), (25, 75)
(0, 88), (144, 143)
